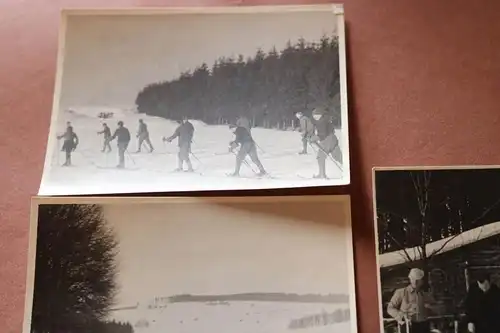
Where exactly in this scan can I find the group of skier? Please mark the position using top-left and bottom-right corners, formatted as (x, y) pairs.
(56, 106), (341, 178)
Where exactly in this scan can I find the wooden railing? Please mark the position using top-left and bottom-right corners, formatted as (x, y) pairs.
(383, 314), (466, 333)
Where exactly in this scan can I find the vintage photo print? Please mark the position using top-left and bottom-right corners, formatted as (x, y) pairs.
(373, 166), (500, 333)
(38, 5), (350, 195)
(24, 195), (357, 333)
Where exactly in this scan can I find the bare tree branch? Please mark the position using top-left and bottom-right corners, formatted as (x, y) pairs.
(429, 196), (500, 257)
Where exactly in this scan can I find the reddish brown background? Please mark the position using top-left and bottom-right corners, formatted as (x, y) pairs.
(2, 1), (500, 332)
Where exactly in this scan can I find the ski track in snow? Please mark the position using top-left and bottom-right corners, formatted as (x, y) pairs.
(109, 301), (351, 333)
(41, 108), (345, 194)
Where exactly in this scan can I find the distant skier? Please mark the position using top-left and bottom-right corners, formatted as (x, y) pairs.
(228, 124), (267, 177)
(295, 111), (315, 155)
(309, 107), (339, 179)
(109, 121), (131, 168)
(57, 125), (79, 166)
(163, 116), (194, 172)
(97, 123), (112, 153)
(136, 119), (154, 153)
(236, 115), (251, 132)
(61, 121), (72, 152)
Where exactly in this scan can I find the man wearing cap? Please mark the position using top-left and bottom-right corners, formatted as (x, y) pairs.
(464, 272), (500, 333)
(387, 268), (438, 333)
(309, 107), (338, 179)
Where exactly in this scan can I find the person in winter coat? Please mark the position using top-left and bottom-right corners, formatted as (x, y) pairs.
(464, 272), (500, 333)
(61, 121), (72, 152)
(136, 119), (154, 153)
(163, 116), (194, 172)
(228, 124), (266, 177)
(57, 125), (79, 166)
(109, 121), (131, 168)
(236, 115), (251, 132)
(295, 111), (315, 154)
(97, 123), (112, 153)
(309, 107), (339, 179)
(387, 268), (440, 333)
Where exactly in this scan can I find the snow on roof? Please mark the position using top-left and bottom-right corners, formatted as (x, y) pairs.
(379, 221), (500, 268)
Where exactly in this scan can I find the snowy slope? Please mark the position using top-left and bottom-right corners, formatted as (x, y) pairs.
(40, 107), (347, 195)
(379, 221), (500, 268)
(109, 300), (352, 333)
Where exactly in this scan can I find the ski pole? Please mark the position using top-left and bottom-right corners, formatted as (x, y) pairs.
(125, 149), (136, 165)
(254, 141), (266, 155)
(309, 142), (343, 172)
(230, 149), (258, 174)
(190, 151), (204, 167)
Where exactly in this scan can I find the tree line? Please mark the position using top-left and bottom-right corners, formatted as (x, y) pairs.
(135, 36), (341, 130)
(376, 169), (500, 255)
(30, 204), (132, 333)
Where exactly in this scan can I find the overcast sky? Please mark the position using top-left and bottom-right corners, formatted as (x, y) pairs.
(59, 10), (338, 109)
(101, 199), (351, 307)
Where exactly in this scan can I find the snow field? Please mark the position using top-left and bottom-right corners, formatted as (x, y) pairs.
(40, 108), (345, 195)
(110, 301), (352, 333)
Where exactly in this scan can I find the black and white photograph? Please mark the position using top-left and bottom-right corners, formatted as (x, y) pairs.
(24, 195), (357, 333)
(373, 167), (500, 333)
(38, 5), (349, 195)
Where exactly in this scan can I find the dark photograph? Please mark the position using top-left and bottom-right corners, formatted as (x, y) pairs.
(39, 5), (349, 195)
(374, 167), (500, 333)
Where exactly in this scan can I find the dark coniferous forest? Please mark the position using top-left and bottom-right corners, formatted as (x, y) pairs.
(135, 36), (341, 129)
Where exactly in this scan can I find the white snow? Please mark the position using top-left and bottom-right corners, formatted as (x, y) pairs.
(108, 300), (352, 333)
(379, 221), (500, 268)
(39, 107), (348, 195)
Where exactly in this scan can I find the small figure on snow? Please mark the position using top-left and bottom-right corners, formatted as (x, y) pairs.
(136, 119), (154, 153)
(97, 123), (112, 153)
(236, 115), (252, 132)
(57, 125), (79, 166)
(61, 121), (72, 152)
(109, 121), (131, 168)
(228, 124), (266, 177)
(295, 111), (315, 155)
(163, 116), (194, 172)
(309, 107), (339, 179)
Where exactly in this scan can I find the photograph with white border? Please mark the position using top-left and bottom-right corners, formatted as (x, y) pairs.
(373, 166), (500, 333)
(38, 5), (350, 195)
(24, 195), (357, 333)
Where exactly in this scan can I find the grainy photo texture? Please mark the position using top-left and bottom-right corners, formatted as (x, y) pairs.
(373, 167), (500, 333)
(24, 196), (357, 333)
(39, 5), (349, 195)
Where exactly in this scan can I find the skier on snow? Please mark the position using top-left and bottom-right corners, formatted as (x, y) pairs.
(57, 125), (79, 166)
(309, 107), (339, 179)
(228, 124), (267, 177)
(61, 121), (72, 152)
(136, 119), (154, 153)
(109, 121), (131, 168)
(163, 116), (194, 172)
(97, 123), (112, 153)
(295, 111), (315, 155)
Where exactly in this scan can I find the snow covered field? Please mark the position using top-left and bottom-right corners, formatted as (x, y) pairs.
(39, 108), (348, 195)
(109, 300), (352, 333)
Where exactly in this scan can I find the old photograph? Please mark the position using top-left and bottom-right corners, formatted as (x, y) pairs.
(373, 167), (500, 333)
(24, 195), (357, 333)
(38, 5), (349, 195)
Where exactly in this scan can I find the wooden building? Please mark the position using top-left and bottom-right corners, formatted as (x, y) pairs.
(379, 222), (500, 333)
